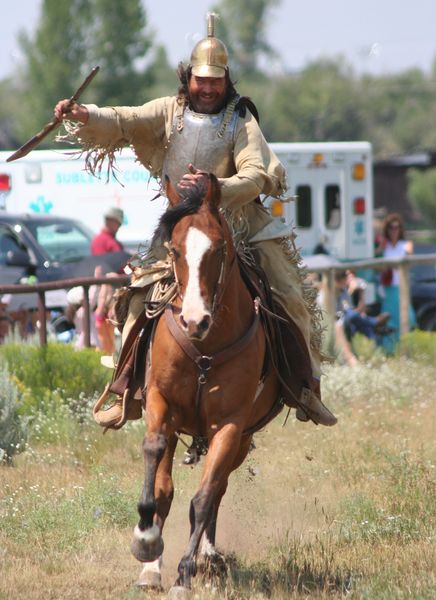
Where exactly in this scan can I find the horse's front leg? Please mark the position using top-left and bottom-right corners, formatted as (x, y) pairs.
(131, 430), (167, 563)
(172, 423), (248, 591)
(135, 432), (178, 589)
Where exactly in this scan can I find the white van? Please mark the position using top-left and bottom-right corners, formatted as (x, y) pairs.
(269, 141), (374, 260)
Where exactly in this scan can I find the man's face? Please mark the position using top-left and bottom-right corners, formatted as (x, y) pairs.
(105, 217), (121, 235)
(188, 75), (227, 114)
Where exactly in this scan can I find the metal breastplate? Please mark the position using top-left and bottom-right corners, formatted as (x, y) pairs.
(162, 101), (239, 186)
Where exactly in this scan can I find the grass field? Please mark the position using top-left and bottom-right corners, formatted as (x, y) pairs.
(1, 356), (435, 599)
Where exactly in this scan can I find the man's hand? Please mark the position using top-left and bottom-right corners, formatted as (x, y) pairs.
(177, 164), (207, 191)
(54, 100), (89, 124)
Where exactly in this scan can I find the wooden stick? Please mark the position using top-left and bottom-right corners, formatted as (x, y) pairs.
(6, 66), (100, 163)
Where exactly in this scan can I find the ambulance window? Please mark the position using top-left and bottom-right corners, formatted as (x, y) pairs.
(296, 185), (312, 228)
(325, 185), (341, 229)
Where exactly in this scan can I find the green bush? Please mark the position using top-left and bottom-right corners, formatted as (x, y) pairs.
(0, 364), (29, 464)
(0, 343), (111, 413)
(399, 330), (436, 363)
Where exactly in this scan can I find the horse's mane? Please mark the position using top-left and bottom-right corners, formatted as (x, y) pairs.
(152, 179), (209, 244)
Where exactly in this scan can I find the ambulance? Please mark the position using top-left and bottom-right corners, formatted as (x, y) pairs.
(0, 141), (373, 258)
(268, 141), (373, 260)
(0, 148), (166, 251)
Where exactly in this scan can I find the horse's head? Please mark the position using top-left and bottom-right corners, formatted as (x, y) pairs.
(155, 172), (230, 341)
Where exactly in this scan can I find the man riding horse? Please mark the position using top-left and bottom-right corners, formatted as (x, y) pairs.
(54, 14), (336, 428)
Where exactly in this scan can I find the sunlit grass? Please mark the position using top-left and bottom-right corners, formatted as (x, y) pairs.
(1, 356), (435, 599)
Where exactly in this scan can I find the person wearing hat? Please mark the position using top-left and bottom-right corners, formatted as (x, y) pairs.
(53, 14), (336, 428)
(91, 207), (124, 256)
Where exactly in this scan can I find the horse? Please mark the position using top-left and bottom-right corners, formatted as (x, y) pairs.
(131, 172), (284, 597)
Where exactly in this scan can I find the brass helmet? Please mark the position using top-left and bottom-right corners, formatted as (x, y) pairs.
(190, 13), (228, 78)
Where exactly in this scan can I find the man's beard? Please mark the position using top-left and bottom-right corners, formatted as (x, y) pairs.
(189, 91), (226, 114)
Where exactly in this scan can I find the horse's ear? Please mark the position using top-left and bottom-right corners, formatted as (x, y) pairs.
(165, 176), (181, 207)
(205, 173), (222, 210)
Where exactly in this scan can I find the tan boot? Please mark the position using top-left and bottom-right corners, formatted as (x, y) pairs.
(296, 381), (337, 426)
(93, 384), (143, 430)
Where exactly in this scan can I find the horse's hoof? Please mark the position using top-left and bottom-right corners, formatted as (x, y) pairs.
(135, 570), (163, 590)
(131, 524), (164, 562)
(167, 585), (191, 600)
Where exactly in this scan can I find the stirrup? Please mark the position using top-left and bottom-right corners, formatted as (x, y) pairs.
(296, 387), (337, 427)
(93, 385), (142, 430)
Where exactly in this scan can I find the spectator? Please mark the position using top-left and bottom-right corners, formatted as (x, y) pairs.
(66, 285), (100, 350)
(91, 207), (124, 256)
(334, 270), (389, 366)
(378, 213), (416, 351)
(0, 295), (12, 343)
(66, 266), (120, 355)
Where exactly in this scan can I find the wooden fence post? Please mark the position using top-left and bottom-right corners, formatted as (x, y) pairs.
(82, 285), (91, 348)
(399, 263), (410, 337)
(37, 290), (47, 345)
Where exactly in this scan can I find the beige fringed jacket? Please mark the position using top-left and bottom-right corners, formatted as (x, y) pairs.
(62, 96), (288, 241)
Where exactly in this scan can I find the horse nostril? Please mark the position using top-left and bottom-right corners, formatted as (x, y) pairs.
(199, 316), (211, 332)
(179, 315), (188, 329)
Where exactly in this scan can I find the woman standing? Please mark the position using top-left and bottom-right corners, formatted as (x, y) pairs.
(378, 213), (416, 351)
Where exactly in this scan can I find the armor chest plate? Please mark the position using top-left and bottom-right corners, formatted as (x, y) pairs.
(162, 106), (238, 185)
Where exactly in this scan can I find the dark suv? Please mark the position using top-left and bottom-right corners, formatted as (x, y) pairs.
(0, 213), (130, 309)
(410, 245), (436, 331)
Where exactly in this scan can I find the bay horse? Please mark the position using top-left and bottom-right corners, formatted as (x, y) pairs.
(131, 173), (283, 597)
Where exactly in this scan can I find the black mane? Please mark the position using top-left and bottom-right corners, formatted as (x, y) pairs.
(152, 179), (209, 244)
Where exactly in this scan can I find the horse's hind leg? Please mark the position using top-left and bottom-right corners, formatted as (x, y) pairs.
(132, 431), (177, 567)
(172, 427), (251, 591)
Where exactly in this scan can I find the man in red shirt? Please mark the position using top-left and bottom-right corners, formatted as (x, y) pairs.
(91, 207), (124, 256)
(90, 207), (125, 354)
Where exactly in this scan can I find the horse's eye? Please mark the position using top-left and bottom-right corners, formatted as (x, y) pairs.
(171, 248), (181, 260)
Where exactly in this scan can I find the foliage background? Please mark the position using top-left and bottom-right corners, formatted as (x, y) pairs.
(1, 0), (436, 228)
(1, 0), (436, 158)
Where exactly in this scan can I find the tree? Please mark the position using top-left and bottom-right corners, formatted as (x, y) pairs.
(408, 168), (436, 226)
(16, 0), (90, 144)
(13, 0), (158, 146)
(85, 0), (155, 106)
(211, 0), (280, 77)
(262, 58), (367, 143)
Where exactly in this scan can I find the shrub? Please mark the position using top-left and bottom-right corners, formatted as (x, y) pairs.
(399, 330), (436, 363)
(0, 343), (111, 413)
(0, 363), (29, 464)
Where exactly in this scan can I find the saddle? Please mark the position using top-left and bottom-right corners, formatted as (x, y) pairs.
(93, 252), (314, 429)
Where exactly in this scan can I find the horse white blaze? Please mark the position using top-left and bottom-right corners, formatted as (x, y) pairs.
(182, 226), (212, 325)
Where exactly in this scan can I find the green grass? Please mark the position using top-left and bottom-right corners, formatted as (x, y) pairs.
(0, 353), (435, 599)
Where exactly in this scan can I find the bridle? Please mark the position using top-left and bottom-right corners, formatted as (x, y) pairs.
(167, 215), (236, 320)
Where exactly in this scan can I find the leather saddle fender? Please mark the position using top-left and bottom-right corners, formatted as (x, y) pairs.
(237, 253), (313, 408)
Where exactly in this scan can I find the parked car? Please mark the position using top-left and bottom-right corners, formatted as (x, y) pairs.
(0, 213), (130, 310)
(410, 245), (436, 332)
